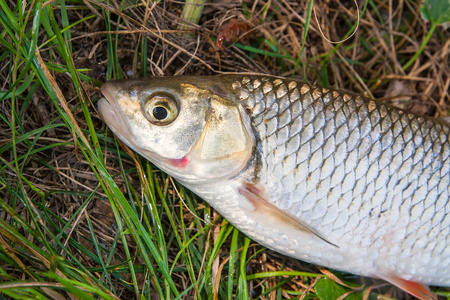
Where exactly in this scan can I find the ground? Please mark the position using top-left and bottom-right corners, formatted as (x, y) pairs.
(0, 0), (449, 299)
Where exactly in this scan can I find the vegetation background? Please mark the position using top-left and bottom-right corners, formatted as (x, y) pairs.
(0, 0), (449, 299)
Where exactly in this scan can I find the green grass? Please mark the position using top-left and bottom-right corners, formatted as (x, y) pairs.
(0, 0), (449, 299)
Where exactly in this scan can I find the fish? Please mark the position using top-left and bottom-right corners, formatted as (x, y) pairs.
(98, 75), (450, 300)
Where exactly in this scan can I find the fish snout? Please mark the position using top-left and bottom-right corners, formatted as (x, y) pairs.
(100, 82), (118, 103)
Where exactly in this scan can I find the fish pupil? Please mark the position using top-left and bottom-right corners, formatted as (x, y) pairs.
(153, 106), (168, 120)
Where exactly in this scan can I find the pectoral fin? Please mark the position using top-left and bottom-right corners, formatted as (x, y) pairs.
(238, 182), (338, 248)
(377, 274), (437, 300)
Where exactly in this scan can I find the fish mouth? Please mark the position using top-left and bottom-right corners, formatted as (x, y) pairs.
(98, 86), (134, 147)
(98, 85), (183, 170)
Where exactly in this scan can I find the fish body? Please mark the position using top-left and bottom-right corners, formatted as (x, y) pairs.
(98, 75), (450, 298)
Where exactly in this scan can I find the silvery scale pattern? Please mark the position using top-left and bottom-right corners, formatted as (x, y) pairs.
(233, 76), (450, 285)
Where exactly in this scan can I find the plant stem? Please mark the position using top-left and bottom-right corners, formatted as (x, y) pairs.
(178, 0), (206, 37)
(403, 22), (437, 71)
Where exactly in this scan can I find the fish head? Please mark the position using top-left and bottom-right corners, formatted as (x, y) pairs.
(98, 76), (255, 184)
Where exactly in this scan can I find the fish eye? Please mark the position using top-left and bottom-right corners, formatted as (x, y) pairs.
(152, 106), (168, 120)
(144, 93), (179, 125)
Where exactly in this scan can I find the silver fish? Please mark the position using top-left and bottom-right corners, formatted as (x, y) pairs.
(98, 75), (450, 299)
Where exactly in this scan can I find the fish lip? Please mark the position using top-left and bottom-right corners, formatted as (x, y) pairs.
(99, 84), (177, 169)
(98, 83), (114, 121)
(100, 83), (112, 104)
(98, 85), (134, 147)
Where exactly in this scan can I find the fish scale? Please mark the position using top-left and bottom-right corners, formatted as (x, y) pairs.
(98, 75), (450, 298)
(235, 76), (449, 284)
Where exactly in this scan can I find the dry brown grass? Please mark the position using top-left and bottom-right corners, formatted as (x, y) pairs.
(0, 0), (449, 299)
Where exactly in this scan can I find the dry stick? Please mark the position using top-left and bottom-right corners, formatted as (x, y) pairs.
(362, 285), (375, 300)
(298, 275), (322, 300)
(334, 50), (374, 98)
(212, 211), (222, 300)
(35, 50), (92, 152)
(382, 74), (433, 81)
(168, 176), (212, 226)
(320, 268), (363, 290)
(141, 0), (156, 30)
(366, 13), (399, 76)
(279, 0), (319, 34)
(313, 0), (360, 44)
(175, 34), (202, 76)
(165, 178), (224, 297)
(0, 281), (65, 289)
(118, 140), (150, 224)
(0, 228), (77, 300)
(84, 0), (216, 72)
(410, 48), (447, 116)
(187, 214), (212, 300)
(145, 0), (165, 75)
(162, 48), (184, 72)
(35, 48), (105, 252)
(144, 0), (163, 37)
(439, 39), (450, 78)
(337, 290), (356, 300)
(440, 77), (450, 109)
(388, 0), (405, 75)
(193, 229), (211, 300)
